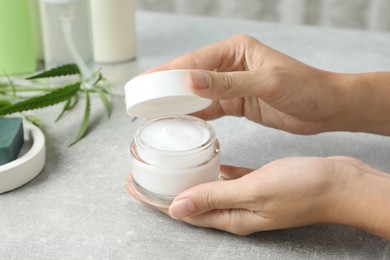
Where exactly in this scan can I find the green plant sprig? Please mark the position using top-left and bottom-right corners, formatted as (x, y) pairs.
(0, 64), (112, 146)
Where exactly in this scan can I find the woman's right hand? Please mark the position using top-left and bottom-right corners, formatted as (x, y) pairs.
(146, 34), (352, 135)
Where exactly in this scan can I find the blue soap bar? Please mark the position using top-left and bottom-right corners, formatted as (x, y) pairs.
(0, 117), (24, 165)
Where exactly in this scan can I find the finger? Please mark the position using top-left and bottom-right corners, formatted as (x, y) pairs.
(142, 34), (256, 75)
(188, 70), (268, 100)
(181, 208), (259, 236)
(189, 101), (226, 121)
(220, 165), (253, 180)
(140, 43), (229, 74)
(182, 207), (304, 235)
(168, 177), (254, 220)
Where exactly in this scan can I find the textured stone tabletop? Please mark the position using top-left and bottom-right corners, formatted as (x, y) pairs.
(1, 11), (390, 259)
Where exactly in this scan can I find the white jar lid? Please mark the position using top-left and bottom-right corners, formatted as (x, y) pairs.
(124, 70), (212, 118)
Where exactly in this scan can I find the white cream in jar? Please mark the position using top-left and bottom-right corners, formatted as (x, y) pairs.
(125, 70), (221, 207)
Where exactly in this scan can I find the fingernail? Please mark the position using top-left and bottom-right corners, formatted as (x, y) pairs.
(190, 71), (210, 89)
(169, 199), (195, 219)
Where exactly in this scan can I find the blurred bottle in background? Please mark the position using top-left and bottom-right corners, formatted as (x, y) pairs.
(0, 0), (137, 78)
(0, 0), (38, 75)
(39, 0), (93, 75)
(90, 0), (137, 63)
(30, 0), (44, 62)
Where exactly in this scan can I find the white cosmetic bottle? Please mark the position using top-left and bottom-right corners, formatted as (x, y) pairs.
(124, 70), (221, 208)
(90, 0), (137, 63)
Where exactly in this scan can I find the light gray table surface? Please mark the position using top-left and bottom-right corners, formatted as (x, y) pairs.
(1, 11), (390, 259)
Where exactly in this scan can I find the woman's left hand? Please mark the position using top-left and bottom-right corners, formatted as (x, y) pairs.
(127, 156), (390, 238)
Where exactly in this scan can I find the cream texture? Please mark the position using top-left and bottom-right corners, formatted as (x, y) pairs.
(140, 118), (210, 151)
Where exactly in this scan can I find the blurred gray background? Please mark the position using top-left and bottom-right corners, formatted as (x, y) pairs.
(136, 0), (390, 31)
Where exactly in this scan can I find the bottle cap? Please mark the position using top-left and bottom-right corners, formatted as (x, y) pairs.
(124, 70), (212, 118)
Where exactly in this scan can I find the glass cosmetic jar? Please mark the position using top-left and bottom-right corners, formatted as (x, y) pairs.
(130, 115), (220, 207)
(124, 70), (221, 208)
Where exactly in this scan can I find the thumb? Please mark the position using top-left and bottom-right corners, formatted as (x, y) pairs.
(168, 177), (252, 220)
(188, 70), (263, 99)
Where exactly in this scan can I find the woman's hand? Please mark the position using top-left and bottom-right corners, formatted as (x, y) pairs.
(127, 156), (390, 239)
(127, 34), (390, 239)
(145, 34), (390, 135)
(146, 34), (350, 135)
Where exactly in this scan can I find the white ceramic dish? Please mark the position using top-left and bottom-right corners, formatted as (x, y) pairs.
(0, 123), (46, 194)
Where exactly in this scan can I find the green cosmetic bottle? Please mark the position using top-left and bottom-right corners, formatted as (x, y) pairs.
(0, 0), (37, 75)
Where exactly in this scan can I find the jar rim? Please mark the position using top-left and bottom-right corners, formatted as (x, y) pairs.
(131, 139), (220, 169)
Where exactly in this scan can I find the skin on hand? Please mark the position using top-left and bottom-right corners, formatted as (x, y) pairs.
(145, 34), (350, 135)
(145, 34), (390, 135)
(127, 157), (390, 239)
(127, 34), (390, 239)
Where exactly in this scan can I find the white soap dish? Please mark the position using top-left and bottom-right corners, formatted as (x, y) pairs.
(0, 123), (46, 194)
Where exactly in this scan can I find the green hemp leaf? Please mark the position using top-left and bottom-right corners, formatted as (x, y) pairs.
(26, 64), (81, 80)
(0, 64), (111, 145)
(0, 82), (81, 115)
